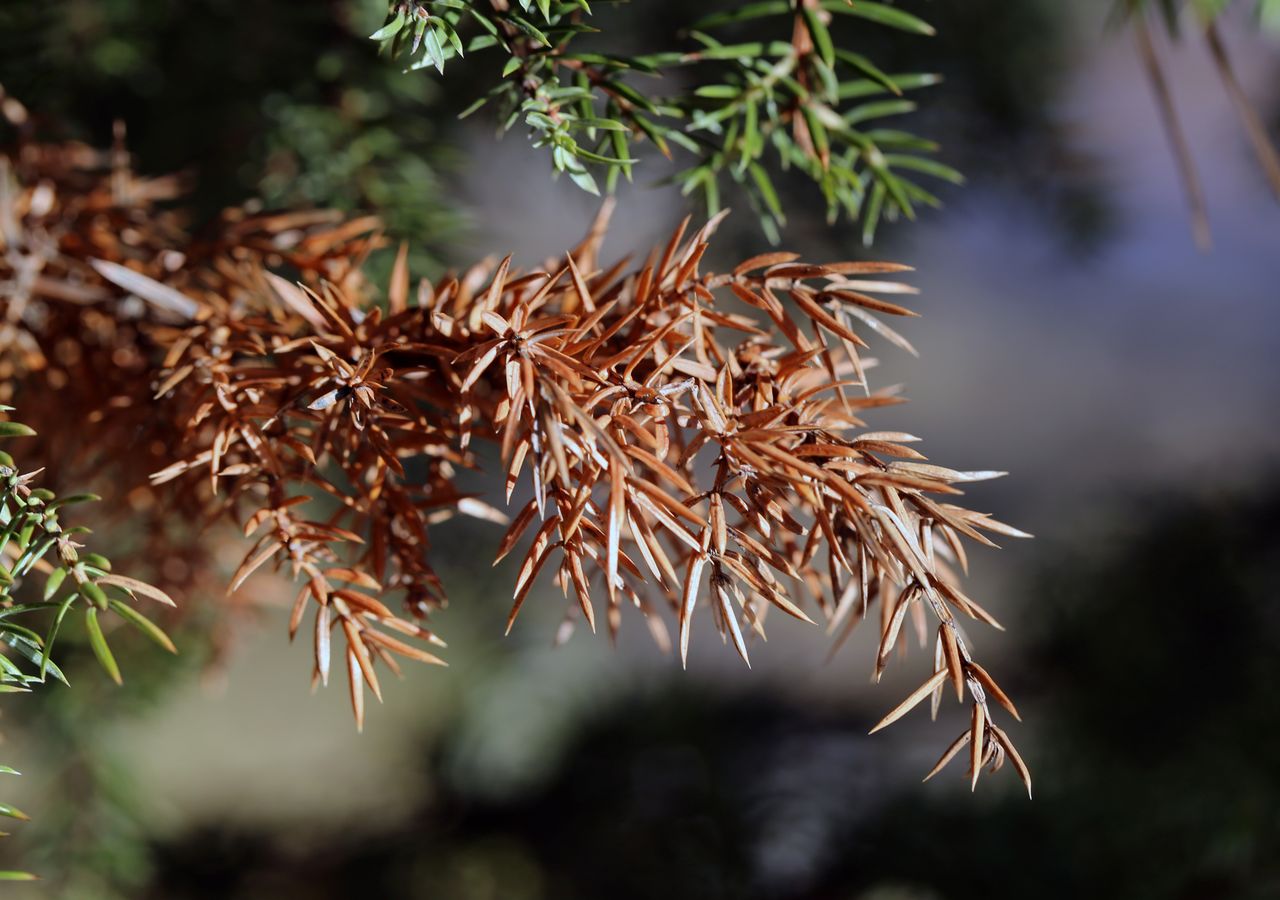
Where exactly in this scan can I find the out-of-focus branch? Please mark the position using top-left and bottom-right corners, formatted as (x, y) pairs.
(1203, 19), (1280, 200)
(1133, 13), (1212, 249)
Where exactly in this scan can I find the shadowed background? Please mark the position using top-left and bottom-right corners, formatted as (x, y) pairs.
(1, 1), (1278, 897)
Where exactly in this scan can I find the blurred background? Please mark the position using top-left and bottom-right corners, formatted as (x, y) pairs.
(2, 0), (1279, 897)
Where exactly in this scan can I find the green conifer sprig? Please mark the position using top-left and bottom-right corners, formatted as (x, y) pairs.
(371, 0), (963, 243)
(0, 408), (177, 881)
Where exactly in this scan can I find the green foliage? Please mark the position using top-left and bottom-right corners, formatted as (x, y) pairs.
(0, 407), (177, 881)
(371, 0), (961, 243)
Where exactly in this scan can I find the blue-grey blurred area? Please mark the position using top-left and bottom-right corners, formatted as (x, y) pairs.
(2, 1), (1279, 897)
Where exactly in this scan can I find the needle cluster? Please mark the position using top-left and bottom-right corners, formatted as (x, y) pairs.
(2, 123), (1029, 795)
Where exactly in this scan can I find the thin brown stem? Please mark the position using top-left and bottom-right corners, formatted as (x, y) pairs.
(1204, 19), (1280, 202)
(1134, 15), (1212, 250)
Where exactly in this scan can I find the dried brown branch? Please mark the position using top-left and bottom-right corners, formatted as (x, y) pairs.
(1, 137), (1030, 790)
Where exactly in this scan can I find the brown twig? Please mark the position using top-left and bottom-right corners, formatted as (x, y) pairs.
(1134, 14), (1212, 250)
(1204, 19), (1280, 202)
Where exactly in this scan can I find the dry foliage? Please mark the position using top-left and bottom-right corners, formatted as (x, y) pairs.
(0, 125), (379, 650)
(1, 129), (1030, 793)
